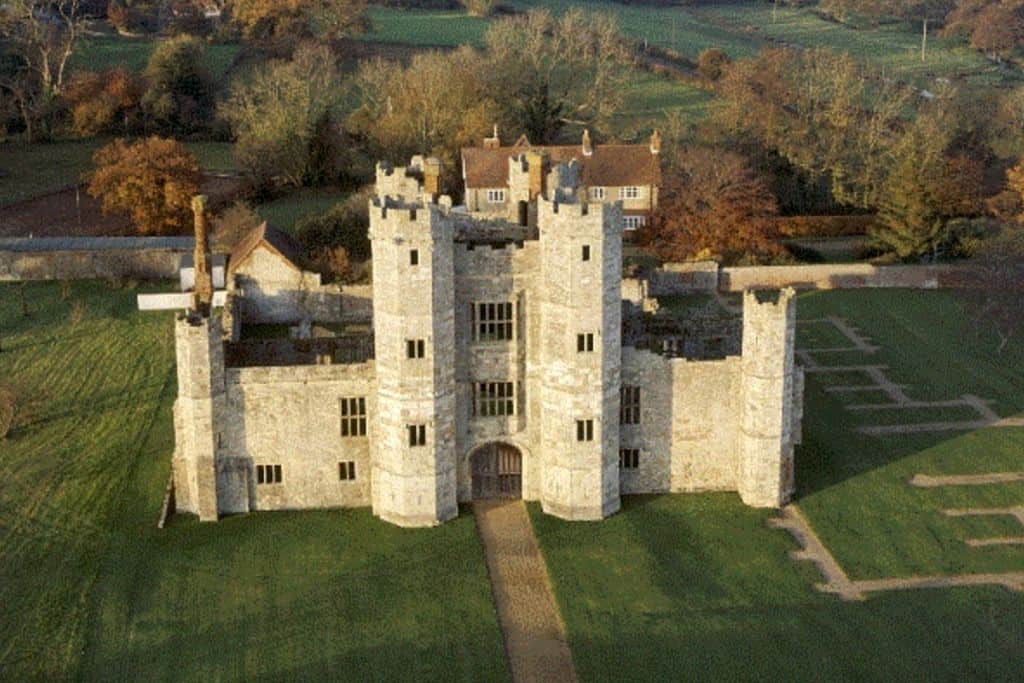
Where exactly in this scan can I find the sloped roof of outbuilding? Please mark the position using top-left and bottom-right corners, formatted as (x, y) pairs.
(228, 222), (307, 274)
(461, 142), (661, 189)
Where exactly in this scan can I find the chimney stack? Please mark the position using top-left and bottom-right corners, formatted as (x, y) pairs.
(650, 129), (662, 155)
(483, 124), (500, 150)
(422, 156), (443, 198)
(191, 194), (213, 315)
(525, 149), (548, 200)
(582, 129), (593, 157)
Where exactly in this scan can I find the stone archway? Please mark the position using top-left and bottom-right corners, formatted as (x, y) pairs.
(471, 443), (522, 499)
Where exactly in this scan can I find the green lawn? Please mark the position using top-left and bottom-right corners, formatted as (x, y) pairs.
(0, 139), (235, 207)
(530, 288), (1024, 680)
(256, 188), (349, 232)
(795, 289), (1024, 579)
(0, 282), (507, 681)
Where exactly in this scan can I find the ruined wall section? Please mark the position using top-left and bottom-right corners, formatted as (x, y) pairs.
(737, 288), (799, 507)
(537, 198), (622, 520)
(221, 363), (376, 511)
(172, 314), (228, 521)
(369, 200), (458, 527)
(232, 247), (343, 324)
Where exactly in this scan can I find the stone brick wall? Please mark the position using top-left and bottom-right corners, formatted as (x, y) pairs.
(0, 240), (187, 281)
(232, 246), (343, 324)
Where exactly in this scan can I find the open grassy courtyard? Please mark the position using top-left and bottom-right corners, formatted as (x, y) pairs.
(0, 282), (507, 681)
(530, 289), (1024, 681)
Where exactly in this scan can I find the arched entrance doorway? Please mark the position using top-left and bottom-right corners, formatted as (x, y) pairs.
(471, 443), (522, 499)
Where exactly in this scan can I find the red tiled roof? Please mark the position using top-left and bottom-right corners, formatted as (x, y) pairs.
(461, 143), (661, 189)
(228, 222), (306, 274)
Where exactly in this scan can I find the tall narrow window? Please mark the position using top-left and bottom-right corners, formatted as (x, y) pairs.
(474, 382), (515, 417)
(620, 386), (641, 425)
(473, 302), (513, 342)
(590, 187), (606, 200)
(619, 449), (639, 469)
(577, 333), (594, 352)
(582, 245), (591, 261)
(410, 249), (419, 266)
(408, 424), (427, 447)
(406, 339), (425, 359)
(256, 464), (283, 484)
(340, 397), (367, 437)
(339, 461), (357, 481)
(576, 419), (594, 442)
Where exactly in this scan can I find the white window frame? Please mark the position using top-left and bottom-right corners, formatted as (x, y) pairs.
(619, 186), (641, 200)
(590, 186), (606, 200)
(486, 189), (506, 203)
(623, 215), (646, 231)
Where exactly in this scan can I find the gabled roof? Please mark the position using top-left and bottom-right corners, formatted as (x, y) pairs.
(228, 222), (306, 274)
(461, 142), (661, 190)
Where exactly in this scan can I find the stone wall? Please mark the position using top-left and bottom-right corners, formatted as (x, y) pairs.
(232, 246), (344, 324)
(222, 363), (376, 511)
(0, 237), (190, 281)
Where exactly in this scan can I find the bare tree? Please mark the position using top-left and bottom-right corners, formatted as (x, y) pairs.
(961, 223), (1024, 352)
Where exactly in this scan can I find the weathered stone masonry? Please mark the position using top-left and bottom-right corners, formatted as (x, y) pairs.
(172, 155), (803, 526)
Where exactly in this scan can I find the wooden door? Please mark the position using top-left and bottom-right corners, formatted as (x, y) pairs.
(472, 444), (521, 499)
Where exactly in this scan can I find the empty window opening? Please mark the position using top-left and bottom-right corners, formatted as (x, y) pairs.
(406, 339), (426, 359)
(582, 245), (591, 261)
(620, 386), (641, 425)
(619, 449), (640, 469)
(472, 302), (513, 342)
(340, 397), (367, 437)
(576, 419), (594, 442)
(408, 424), (427, 447)
(256, 464), (282, 485)
(410, 249), (419, 266)
(577, 333), (595, 352)
(474, 382), (515, 417)
(339, 461), (357, 481)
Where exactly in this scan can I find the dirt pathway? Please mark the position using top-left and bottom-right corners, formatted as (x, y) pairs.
(473, 500), (576, 683)
(910, 473), (1024, 487)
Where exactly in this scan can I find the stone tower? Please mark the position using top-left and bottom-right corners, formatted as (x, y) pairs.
(536, 190), (623, 520)
(737, 288), (798, 507)
(369, 197), (458, 527)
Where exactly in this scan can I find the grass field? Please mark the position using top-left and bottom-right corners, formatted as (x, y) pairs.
(256, 188), (349, 232)
(530, 288), (1024, 680)
(70, 34), (242, 80)
(360, 6), (489, 47)
(0, 282), (507, 681)
(0, 140), (235, 207)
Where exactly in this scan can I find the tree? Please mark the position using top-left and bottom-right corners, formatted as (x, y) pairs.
(212, 201), (263, 250)
(482, 9), (635, 143)
(959, 222), (1024, 352)
(970, 1), (1024, 58)
(347, 47), (497, 168)
(647, 147), (781, 264)
(87, 137), (202, 236)
(0, 0), (87, 139)
(462, 0), (494, 17)
(229, 0), (367, 44)
(65, 67), (143, 137)
(221, 43), (348, 190)
(294, 186), (373, 258)
(696, 47), (730, 81)
(141, 35), (214, 134)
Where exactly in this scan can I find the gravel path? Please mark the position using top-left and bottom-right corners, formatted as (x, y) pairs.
(473, 500), (576, 683)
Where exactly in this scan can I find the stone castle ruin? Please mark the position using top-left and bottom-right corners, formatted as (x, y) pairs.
(171, 152), (804, 526)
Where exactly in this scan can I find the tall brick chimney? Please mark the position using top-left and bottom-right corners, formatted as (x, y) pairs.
(582, 129), (593, 157)
(191, 194), (213, 315)
(525, 149), (548, 199)
(650, 129), (662, 155)
(422, 157), (443, 198)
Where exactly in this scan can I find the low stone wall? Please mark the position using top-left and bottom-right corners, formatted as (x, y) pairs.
(645, 261), (719, 294)
(0, 237), (191, 281)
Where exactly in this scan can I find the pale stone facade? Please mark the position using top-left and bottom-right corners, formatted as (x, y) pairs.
(172, 155), (803, 527)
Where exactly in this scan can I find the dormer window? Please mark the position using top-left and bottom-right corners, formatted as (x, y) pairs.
(486, 189), (506, 203)
(590, 187), (606, 200)
(619, 186), (640, 200)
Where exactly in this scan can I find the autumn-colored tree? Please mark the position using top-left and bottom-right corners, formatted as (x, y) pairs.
(696, 47), (730, 81)
(229, 0), (367, 43)
(221, 43), (348, 190)
(482, 9), (635, 143)
(87, 137), (201, 236)
(647, 147), (781, 264)
(212, 201), (263, 250)
(714, 47), (910, 210)
(347, 47), (497, 168)
(462, 0), (494, 17)
(957, 221), (1024, 352)
(971, 1), (1024, 57)
(65, 67), (143, 137)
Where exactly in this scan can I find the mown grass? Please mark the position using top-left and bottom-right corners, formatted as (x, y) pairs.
(529, 495), (1024, 682)
(0, 282), (507, 681)
(0, 139), (235, 207)
(71, 34), (242, 80)
(795, 289), (1024, 579)
(359, 6), (489, 47)
(255, 188), (349, 232)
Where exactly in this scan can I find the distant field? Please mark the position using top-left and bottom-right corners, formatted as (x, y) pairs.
(359, 6), (489, 47)
(0, 282), (508, 681)
(613, 71), (714, 135)
(0, 140), (235, 207)
(256, 188), (350, 232)
(70, 34), (241, 80)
